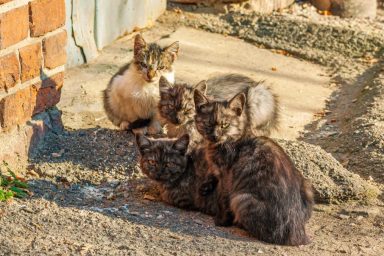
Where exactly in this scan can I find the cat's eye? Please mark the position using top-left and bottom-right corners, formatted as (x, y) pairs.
(221, 122), (230, 129)
(167, 104), (174, 110)
(141, 63), (147, 68)
(158, 65), (165, 70)
(147, 160), (156, 165)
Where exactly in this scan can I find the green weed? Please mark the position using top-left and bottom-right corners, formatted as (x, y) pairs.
(0, 162), (29, 202)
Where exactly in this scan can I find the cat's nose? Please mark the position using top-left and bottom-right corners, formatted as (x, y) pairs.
(147, 69), (156, 80)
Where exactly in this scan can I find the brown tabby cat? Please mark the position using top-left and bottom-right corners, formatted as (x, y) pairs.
(103, 34), (179, 134)
(194, 90), (314, 245)
(158, 74), (278, 149)
(135, 134), (217, 215)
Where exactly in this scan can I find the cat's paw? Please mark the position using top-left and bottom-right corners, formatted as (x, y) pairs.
(147, 121), (163, 135)
(132, 127), (148, 135)
(119, 121), (130, 130)
(214, 212), (234, 227)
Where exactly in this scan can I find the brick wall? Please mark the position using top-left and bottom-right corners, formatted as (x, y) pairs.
(0, 0), (66, 166)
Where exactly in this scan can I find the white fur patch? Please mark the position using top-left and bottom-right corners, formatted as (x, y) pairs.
(247, 85), (276, 129)
(107, 64), (174, 123)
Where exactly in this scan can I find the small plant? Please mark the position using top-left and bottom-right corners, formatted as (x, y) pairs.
(0, 162), (29, 202)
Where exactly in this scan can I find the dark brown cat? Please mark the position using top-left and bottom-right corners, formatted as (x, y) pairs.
(194, 90), (314, 245)
(135, 134), (217, 215)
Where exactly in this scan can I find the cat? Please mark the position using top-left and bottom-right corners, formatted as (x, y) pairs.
(194, 91), (314, 245)
(158, 73), (278, 149)
(135, 133), (217, 215)
(103, 34), (179, 134)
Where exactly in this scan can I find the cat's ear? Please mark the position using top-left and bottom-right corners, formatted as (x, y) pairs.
(134, 34), (147, 56)
(135, 134), (152, 153)
(194, 90), (209, 110)
(159, 76), (172, 94)
(194, 80), (207, 95)
(173, 134), (189, 155)
(164, 41), (179, 61)
(228, 92), (246, 116)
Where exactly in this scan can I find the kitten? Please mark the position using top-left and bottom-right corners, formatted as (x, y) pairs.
(103, 34), (179, 134)
(193, 81), (278, 143)
(135, 134), (217, 215)
(194, 91), (314, 245)
(158, 73), (278, 149)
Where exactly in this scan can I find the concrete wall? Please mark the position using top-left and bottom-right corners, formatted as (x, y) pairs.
(66, 0), (167, 67)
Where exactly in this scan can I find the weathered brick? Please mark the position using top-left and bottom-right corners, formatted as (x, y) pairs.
(31, 72), (64, 115)
(19, 43), (42, 82)
(0, 5), (29, 48)
(0, 53), (20, 92)
(29, 0), (66, 37)
(0, 86), (32, 131)
(43, 30), (67, 69)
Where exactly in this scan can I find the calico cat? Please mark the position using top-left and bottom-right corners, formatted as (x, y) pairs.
(135, 134), (217, 215)
(194, 91), (314, 245)
(103, 34), (179, 134)
(158, 73), (278, 149)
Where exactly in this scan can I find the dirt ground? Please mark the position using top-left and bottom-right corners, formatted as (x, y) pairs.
(1, 2), (384, 256)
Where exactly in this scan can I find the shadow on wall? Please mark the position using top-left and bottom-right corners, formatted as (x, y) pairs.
(26, 71), (65, 160)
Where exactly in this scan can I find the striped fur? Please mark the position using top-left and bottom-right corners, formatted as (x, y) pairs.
(159, 73), (278, 149)
(135, 134), (218, 215)
(193, 81), (279, 144)
(103, 34), (179, 133)
(201, 137), (314, 245)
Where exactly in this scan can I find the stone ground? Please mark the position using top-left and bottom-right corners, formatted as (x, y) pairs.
(1, 3), (384, 256)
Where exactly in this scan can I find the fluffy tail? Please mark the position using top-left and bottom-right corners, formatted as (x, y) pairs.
(246, 84), (280, 137)
(230, 192), (310, 245)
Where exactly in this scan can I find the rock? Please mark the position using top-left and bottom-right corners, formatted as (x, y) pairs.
(337, 214), (350, 220)
(27, 169), (40, 177)
(278, 139), (380, 204)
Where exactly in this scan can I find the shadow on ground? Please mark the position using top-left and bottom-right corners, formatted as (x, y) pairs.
(301, 61), (384, 185)
(27, 127), (254, 241)
(28, 178), (254, 242)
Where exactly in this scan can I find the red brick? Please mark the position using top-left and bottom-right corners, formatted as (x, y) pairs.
(43, 30), (67, 69)
(0, 86), (32, 131)
(31, 72), (64, 115)
(0, 6), (29, 48)
(0, 53), (20, 92)
(19, 43), (42, 82)
(29, 0), (66, 37)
